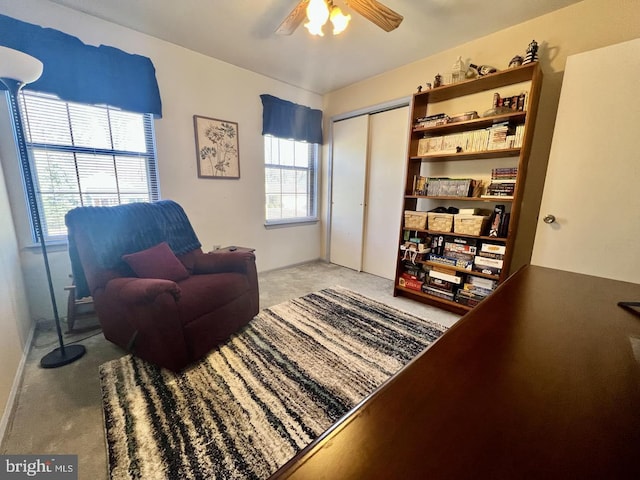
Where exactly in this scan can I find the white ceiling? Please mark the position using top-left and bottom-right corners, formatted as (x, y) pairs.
(48, 0), (581, 94)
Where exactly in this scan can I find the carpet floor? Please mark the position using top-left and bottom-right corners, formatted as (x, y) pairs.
(99, 286), (447, 479)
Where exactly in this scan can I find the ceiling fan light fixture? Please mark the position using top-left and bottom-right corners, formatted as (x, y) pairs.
(330, 6), (351, 35)
(304, 0), (330, 36)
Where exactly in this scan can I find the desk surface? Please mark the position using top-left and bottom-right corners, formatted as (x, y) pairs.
(270, 265), (640, 479)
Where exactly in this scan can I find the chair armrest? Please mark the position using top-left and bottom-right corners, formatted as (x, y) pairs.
(193, 251), (255, 274)
(105, 277), (181, 304)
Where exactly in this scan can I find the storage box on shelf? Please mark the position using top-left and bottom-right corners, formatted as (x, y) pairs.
(394, 62), (542, 314)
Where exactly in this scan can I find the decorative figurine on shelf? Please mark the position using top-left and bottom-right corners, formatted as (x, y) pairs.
(468, 63), (497, 76)
(433, 73), (442, 88)
(425, 82), (432, 90)
(509, 55), (524, 68)
(523, 40), (539, 64)
(465, 66), (477, 79)
(451, 55), (466, 83)
(417, 85), (423, 92)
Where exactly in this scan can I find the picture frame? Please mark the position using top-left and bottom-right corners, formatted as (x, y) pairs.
(193, 115), (240, 179)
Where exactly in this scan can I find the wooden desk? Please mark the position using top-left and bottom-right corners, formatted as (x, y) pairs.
(270, 265), (640, 479)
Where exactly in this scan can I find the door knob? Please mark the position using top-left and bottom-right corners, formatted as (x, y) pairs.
(543, 214), (556, 224)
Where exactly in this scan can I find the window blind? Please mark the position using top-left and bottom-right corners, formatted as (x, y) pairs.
(19, 90), (159, 241)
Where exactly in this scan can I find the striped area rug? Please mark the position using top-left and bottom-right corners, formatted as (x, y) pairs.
(100, 286), (447, 479)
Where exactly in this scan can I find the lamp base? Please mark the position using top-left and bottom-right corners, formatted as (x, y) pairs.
(40, 344), (86, 368)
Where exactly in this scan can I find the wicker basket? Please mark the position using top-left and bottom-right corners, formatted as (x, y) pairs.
(427, 212), (454, 232)
(404, 211), (428, 229)
(454, 214), (489, 236)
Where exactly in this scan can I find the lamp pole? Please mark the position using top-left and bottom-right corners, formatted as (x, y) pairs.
(1, 50), (85, 368)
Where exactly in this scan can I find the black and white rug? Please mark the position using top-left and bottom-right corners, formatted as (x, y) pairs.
(100, 286), (447, 479)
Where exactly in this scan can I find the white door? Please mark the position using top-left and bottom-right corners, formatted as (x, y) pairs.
(329, 115), (368, 271)
(362, 106), (409, 279)
(531, 39), (640, 283)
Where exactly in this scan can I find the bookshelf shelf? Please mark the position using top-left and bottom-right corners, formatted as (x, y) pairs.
(394, 62), (543, 314)
(401, 227), (507, 242)
(409, 148), (521, 162)
(405, 195), (514, 203)
(412, 111), (527, 135)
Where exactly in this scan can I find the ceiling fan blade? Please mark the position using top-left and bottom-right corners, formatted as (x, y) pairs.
(347, 0), (403, 32)
(276, 0), (310, 35)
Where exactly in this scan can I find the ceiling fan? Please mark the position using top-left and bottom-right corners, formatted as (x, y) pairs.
(276, 0), (403, 36)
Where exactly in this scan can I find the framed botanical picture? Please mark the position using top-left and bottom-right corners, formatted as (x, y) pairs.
(193, 115), (240, 179)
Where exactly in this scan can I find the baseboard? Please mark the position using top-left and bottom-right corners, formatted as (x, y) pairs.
(258, 257), (325, 275)
(0, 322), (36, 447)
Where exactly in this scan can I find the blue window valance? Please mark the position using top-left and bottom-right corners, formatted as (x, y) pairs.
(260, 94), (323, 144)
(0, 14), (162, 117)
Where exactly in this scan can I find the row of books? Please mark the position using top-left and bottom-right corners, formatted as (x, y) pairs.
(493, 92), (528, 112)
(416, 123), (525, 156)
(487, 123), (526, 150)
(413, 174), (518, 201)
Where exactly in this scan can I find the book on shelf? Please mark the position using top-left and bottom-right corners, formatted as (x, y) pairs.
(491, 167), (518, 180)
(412, 175), (427, 195)
(428, 268), (463, 285)
(399, 276), (423, 292)
(485, 182), (516, 196)
(428, 253), (474, 270)
(478, 242), (506, 259)
(472, 256), (503, 275)
(467, 275), (498, 291)
(444, 237), (478, 262)
(414, 113), (449, 129)
(423, 177), (478, 197)
(499, 213), (510, 237)
(423, 285), (456, 302)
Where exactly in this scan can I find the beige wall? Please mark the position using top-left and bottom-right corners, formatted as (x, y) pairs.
(321, 0), (640, 272)
(0, 153), (32, 436)
(0, 0), (324, 321)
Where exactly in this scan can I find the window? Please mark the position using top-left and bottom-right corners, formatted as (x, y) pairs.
(264, 135), (318, 225)
(18, 90), (159, 242)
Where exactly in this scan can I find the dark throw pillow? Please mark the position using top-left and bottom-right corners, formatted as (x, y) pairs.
(122, 242), (189, 282)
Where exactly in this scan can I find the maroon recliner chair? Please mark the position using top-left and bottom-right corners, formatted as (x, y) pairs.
(65, 200), (259, 371)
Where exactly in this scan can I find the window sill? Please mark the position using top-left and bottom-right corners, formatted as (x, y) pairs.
(23, 240), (69, 252)
(264, 217), (319, 229)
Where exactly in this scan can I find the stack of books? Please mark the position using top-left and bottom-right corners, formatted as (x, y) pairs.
(423, 266), (462, 302)
(472, 242), (506, 275)
(456, 276), (498, 307)
(482, 167), (518, 199)
(487, 122), (516, 150)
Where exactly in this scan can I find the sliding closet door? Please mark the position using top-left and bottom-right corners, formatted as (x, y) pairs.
(362, 106), (409, 279)
(329, 115), (368, 271)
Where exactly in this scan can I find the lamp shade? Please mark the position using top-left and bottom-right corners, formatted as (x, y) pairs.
(0, 45), (43, 84)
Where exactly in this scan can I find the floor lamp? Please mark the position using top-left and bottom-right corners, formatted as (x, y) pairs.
(0, 46), (86, 368)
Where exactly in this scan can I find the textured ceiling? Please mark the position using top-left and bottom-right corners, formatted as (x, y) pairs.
(48, 0), (582, 94)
